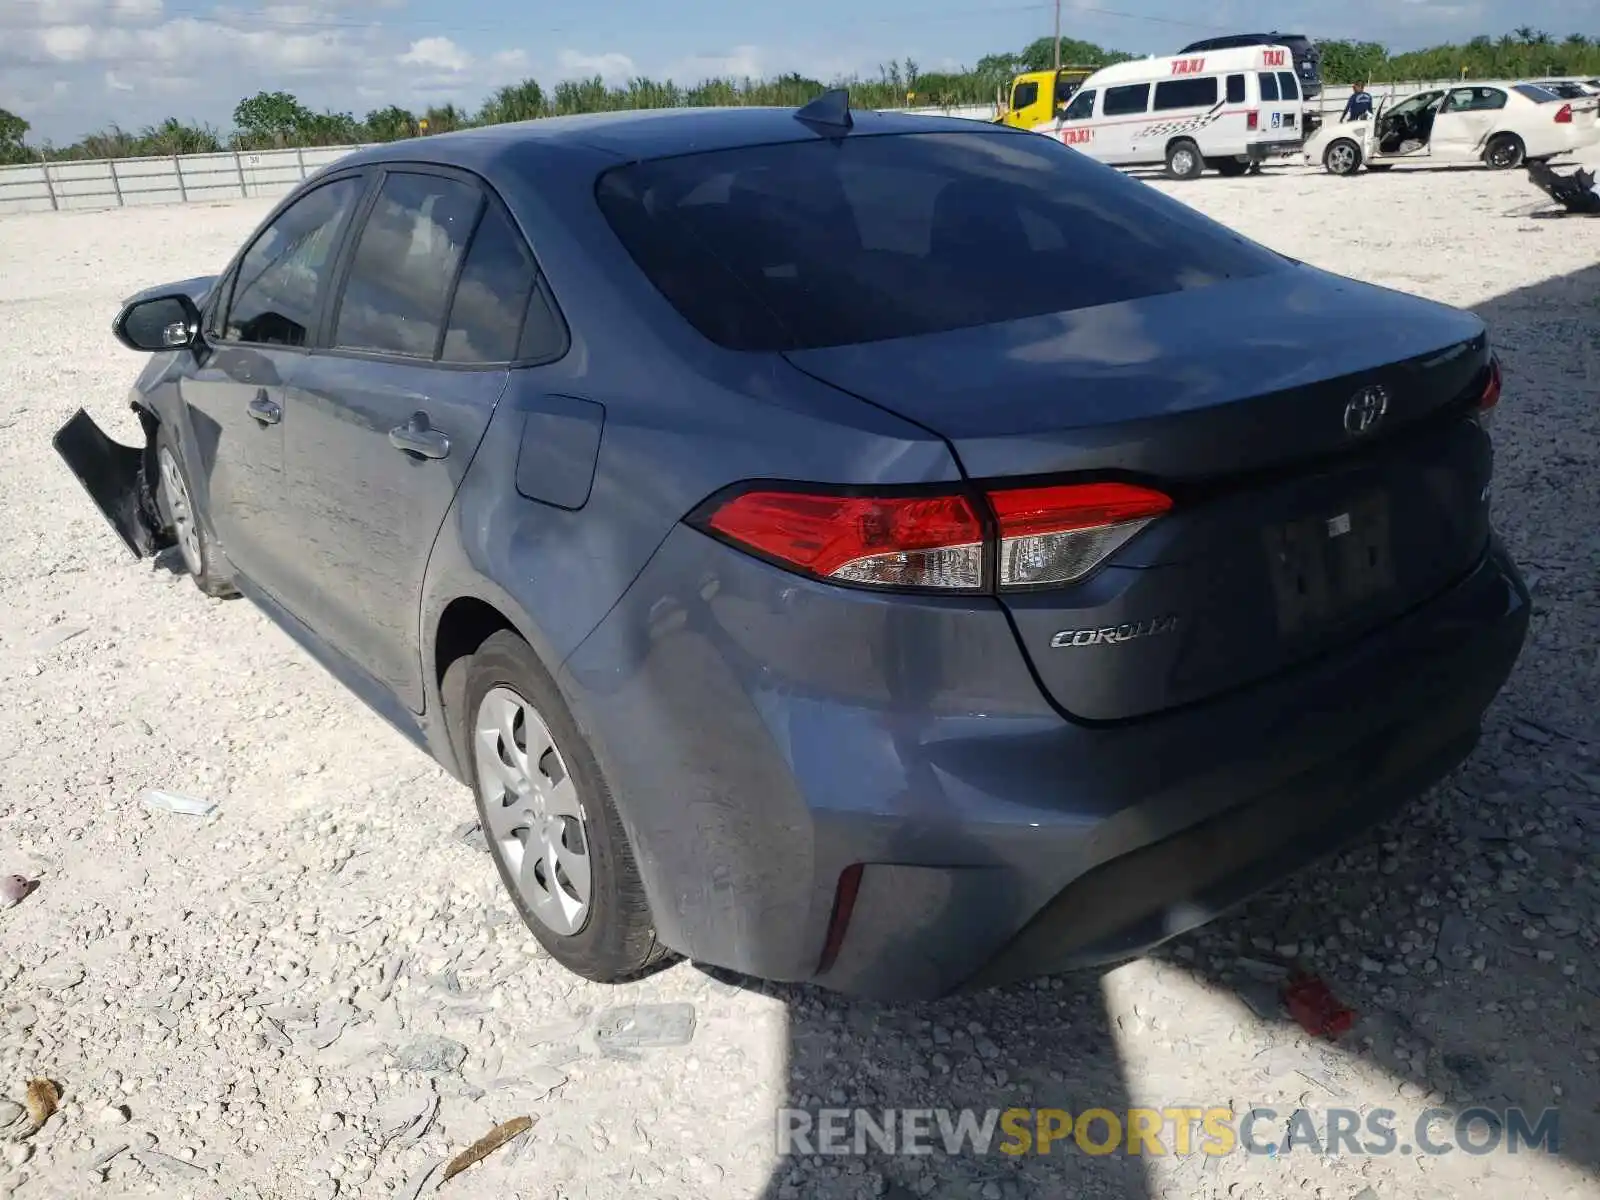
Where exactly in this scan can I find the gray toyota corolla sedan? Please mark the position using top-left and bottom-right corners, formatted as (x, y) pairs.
(55, 93), (1528, 1000)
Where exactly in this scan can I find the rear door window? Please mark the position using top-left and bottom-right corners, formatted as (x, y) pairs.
(1277, 72), (1301, 100)
(1103, 83), (1150, 116)
(595, 130), (1286, 351)
(1154, 77), (1219, 110)
(332, 172), (482, 358)
(1258, 73), (1281, 101)
(440, 202), (567, 364)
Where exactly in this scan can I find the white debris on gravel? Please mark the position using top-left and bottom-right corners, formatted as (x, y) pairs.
(1, 165), (1597, 1200)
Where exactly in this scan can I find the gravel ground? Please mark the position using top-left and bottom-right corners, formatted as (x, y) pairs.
(1, 162), (1597, 1200)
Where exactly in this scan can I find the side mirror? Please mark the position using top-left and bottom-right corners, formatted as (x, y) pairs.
(113, 293), (203, 353)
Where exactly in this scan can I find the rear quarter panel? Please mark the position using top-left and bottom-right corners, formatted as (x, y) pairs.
(416, 138), (961, 748)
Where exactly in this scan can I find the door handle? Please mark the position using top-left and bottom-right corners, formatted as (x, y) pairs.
(248, 390), (281, 425)
(389, 411), (450, 460)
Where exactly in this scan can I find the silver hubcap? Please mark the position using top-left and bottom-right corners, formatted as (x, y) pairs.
(1173, 149), (1196, 175)
(1329, 144), (1357, 173)
(473, 687), (592, 935)
(158, 446), (202, 577)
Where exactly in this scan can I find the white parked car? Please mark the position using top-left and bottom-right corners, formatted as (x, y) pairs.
(1306, 81), (1600, 175)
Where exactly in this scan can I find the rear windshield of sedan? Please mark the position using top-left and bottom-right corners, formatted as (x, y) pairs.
(594, 130), (1287, 351)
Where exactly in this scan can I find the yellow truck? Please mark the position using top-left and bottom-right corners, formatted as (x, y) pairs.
(995, 66), (1099, 129)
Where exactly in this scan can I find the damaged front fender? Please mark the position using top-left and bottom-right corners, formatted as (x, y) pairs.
(52, 405), (173, 559)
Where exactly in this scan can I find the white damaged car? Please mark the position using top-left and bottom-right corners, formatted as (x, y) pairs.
(1307, 81), (1599, 175)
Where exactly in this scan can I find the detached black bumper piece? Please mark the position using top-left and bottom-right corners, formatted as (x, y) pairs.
(1527, 160), (1600, 215)
(53, 407), (169, 559)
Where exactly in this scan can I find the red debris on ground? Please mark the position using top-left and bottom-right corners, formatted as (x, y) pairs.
(1282, 971), (1356, 1039)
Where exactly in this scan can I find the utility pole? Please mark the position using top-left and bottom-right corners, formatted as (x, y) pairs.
(1053, 0), (1061, 71)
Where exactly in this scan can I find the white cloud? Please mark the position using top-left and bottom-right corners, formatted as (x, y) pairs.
(38, 25), (95, 60)
(490, 48), (528, 71)
(104, 69), (133, 91)
(111, 0), (162, 19)
(399, 35), (470, 73)
(556, 48), (636, 83)
(680, 44), (763, 79)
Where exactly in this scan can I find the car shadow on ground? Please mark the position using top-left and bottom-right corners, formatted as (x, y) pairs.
(736, 263), (1600, 1200)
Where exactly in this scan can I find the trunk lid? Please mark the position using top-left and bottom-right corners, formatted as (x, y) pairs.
(786, 268), (1495, 721)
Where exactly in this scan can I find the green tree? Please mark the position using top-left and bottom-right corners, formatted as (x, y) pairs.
(478, 80), (546, 126)
(362, 105), (418, 142)
(0, 107), (30, 164)
(232, 90), (314, 146)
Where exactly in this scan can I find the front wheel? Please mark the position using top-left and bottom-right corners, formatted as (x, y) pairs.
(1165, 139), (1205, 181)
(1324, 138), (1363, 176)
(1485, 133), (1525, 170)
(463, 631), (667, 983)
(154, 425), (236, 598)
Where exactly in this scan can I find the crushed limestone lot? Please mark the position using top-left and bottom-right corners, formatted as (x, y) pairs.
(1, 164), (1598, 1200)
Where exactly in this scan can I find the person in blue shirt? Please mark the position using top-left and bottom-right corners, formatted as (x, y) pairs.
(1342, 82), (1374, 122)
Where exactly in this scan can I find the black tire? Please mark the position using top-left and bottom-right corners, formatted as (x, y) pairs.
(1324, 138), (1363, 176)
(462, 630), (667, 983)
(1485, 133), (1525, 170)
(1212, 158), (1250, 177)
(153, 423), (237, 598)
(1164, 139), (1205, 180)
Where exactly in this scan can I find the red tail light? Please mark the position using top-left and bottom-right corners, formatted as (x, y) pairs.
(704, 490), (985, 589)
(988, 482), (1173, 588)
(1555, 103), (1574, 124)
(699, 480), (1172, 592)
(1246, 110), (1260, 130)
(1478, 355), (1502, 412)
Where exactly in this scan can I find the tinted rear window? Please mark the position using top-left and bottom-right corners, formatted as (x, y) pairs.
(595, 131), (1285, 352)
(1514, 84), (1561, 103)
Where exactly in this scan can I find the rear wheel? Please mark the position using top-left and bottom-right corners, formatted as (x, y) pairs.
(1324, 139), (1363, 176)
(154, 424), (236, 598)
(1485, 133), (1525, 170)
(1165, 139), (1205, 181)
(463, 631), (667, 982)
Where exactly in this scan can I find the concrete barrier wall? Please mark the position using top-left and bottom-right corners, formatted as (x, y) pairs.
(0, 144), (373, 216)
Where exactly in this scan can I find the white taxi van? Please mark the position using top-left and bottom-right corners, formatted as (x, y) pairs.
(1043, 45), (1308, 179)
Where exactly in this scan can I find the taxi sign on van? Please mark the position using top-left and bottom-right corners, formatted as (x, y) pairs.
(1262, 49), (1287, 67)
(1171, 57), (1205, 75)
(1060, 127), (1093, 145)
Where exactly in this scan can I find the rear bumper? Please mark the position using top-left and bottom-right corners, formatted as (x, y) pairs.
(561, 528), (1528, 1000)
(1249, 137), (1306, 162)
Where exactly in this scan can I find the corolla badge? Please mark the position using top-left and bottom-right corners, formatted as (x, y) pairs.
(1051, 615), (1180, 649)
(1343, 385), (1390, 436)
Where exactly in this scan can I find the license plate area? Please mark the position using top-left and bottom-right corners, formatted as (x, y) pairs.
(1264, 491), (1395, 636)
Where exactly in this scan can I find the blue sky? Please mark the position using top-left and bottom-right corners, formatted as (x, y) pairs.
(3, 0), (1596, 143)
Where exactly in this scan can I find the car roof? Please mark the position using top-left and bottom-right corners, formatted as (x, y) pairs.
(1084, 46), (1297, 88)
(333, 105), (1000, 175)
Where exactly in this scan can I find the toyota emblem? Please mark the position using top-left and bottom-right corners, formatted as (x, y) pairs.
(1343, 385), (1389, 436)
